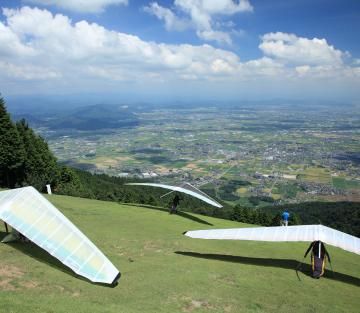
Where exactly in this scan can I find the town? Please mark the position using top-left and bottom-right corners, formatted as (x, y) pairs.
(33, 103), (360, 207)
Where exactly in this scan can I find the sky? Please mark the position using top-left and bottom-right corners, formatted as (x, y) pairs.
(0, 0), (359, 102)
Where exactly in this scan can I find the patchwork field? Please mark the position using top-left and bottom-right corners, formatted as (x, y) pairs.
(0, 194), (359, 313)
(39, 105), (360, 205)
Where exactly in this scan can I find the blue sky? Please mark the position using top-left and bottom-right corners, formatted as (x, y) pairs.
(0, 0), (359, 102)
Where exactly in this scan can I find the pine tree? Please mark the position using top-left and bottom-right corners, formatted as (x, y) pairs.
(259, 211), (271, 226)
(148, 195), (158, 206)
(289, 213), (301, 225)
(231, 205), (244, 221)
(271, 213), (282, 226)
(57, 166), (84, 196)
(251, 209), (260, 225)
(0, 97), (25, 187)
(16, 119), (59, 191)
(231, 205), (254, 223)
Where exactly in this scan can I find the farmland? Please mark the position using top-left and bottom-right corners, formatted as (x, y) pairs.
(31, 103), (360, 206)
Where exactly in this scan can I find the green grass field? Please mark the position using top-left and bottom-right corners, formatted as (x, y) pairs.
(1, 194), (359, 313)
(332, 177), (360, 190)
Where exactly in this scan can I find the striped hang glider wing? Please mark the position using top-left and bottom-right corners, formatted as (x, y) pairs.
(184, 225), (360, 255)
(0, 187), (120, 285)
(126, 182), (223, 208)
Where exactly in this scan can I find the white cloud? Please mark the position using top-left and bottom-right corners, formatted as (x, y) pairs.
(211, 58), (235, 74)
(241, 57), (285, 78)
(175, 0), (253, 16)
(145, 0), (253, 44)
(0, 7), (240, 82)
(0, 7), (359, 98)
(197, 29), (231, 44)
(259, 32), (344, 66)
(295, 65), (310, 76)
(0, 20), (36, 56)
(143, 2), (189, 31)
(24, 0), (128, 13)
(0, 61), (61, 80)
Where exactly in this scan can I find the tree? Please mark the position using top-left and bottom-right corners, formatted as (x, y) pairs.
(249, 196), (260, 206)
(16, 119), (59, 191)
(147, 195), (158, 206)
(231, 205), (244, 222)
(231, 205), (252, 223)
(250, 209), (260, 224)
(258, 211), (271, 226)
(56, 166), (84, 196)
(289, 213), (301, 225)
(271, 213), (282, 226)
(0, 97), (25, 187)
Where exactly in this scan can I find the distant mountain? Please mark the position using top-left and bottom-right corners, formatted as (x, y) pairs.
(9, 102), (140, 131)
(48, 104), (139, 130)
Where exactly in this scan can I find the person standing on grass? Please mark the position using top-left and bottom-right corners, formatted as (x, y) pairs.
(170, 194), (181, 214)
(281, 209), (290, 226)
(304, 240), (331, 278)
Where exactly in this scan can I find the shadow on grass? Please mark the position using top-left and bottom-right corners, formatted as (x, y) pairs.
(1, 234), (118, 288)
(125, 203), (213, 226)
(174, 251), (360, 287)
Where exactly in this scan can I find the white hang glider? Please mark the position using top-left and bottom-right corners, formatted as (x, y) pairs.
(126, 182), (223, 208)
(0, 187), (120, 285)
(184, 225), (360, 255)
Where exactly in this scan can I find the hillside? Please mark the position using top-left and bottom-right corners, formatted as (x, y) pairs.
(10, 104), (139, 131)
(0, 194), (359, 313)
(45, 104), (139, 130)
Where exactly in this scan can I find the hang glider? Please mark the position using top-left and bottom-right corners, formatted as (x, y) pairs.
(126, 182), (223, 208)
(184, 225), (360, 255)
(0, 187), (120, 285)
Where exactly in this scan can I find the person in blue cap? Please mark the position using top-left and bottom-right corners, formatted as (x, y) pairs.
(281, 210), (290, 226)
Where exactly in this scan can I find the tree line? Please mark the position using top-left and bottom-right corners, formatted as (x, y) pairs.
(260, 201), (360, 237)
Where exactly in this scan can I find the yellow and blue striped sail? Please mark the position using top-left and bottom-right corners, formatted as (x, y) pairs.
(0, 187), (120, 285)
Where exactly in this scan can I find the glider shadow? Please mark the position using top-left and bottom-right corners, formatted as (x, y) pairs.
(5, 241), (117, 288)
(125, 203), (213, 226)
(0, 231), (7, 238)
(174, 251), (360, 287)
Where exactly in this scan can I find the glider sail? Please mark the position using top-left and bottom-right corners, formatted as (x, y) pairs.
(126, 182), (223, 208)
(184, 225), (360, 255)
(0, 187), (120, 285)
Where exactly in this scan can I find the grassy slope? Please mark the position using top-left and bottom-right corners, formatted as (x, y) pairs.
(0, 194), (359, 313)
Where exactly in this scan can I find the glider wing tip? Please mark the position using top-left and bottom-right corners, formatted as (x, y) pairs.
(182, 231), (188, 236)
(111, 272), (121, 287)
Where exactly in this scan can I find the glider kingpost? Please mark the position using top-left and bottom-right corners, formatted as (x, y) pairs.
(126, 182), (223, 208)
(0, 187), (120, 285)
(184, 225), (360, 255)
